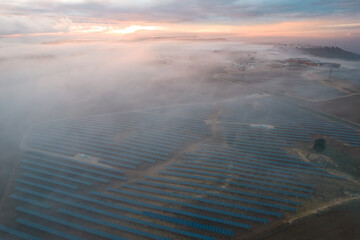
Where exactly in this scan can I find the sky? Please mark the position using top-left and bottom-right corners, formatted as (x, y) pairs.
(0, 0), (360, 51)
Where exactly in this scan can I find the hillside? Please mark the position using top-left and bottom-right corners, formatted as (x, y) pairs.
(299, 46), (360, 61)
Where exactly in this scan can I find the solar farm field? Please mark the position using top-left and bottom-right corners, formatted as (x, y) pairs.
(1, 96), (359, 240)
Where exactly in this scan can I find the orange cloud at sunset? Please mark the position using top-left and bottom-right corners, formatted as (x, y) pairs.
(2, 19), (359, 41)
(1, 0), (359, 53)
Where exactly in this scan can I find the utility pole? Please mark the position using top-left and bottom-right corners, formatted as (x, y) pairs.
(328, 67), (333, 80)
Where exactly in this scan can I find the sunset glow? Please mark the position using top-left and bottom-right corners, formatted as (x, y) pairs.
(1, 0), (359, 43)
(108, 25), (165, 34)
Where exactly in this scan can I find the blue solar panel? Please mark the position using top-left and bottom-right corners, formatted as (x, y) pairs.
(142, 211), (232, 236)
(17, 207), (127, 240)
(20, 165), (92, 186)
(200, 144), (322, 167)
(221, 132), (309, 142)
(28, 138), (143, 168)
(30, 130), (172, 156)
(21, 159), (108, 183)
(57, 208), (171, 240)
(183, 155), (299, 179)
(10, 194), (50, 209)
(146, 176), (301, 205)
(197, 150), (325, 172)
(184, 153), (335, 178)
(10, 97), (356, 240)
(181, 160), (314, 188)
(122, 183), (282, 217)
(221, 129), (310, 141)
(21, 173), (77, 189)
(23, 153), (126, 180)
(160, 170), (310, 199)
(90, 191), (250, 229)
(201, 143), (296, 156)
(136, 180), (296, 212)
(107, 188), (268, 223)
(16, 219), (84, 240)
(28, 143), (75, 157)
(124, 138), (176, 150)
(0, 224), (42, 240)
(15, 180), (218, 239)
(171, 163), (313, 192)
(97, 159), (137, 169)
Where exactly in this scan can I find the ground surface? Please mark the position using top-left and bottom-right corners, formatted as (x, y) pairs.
(258, 198), (360, 240)
(311, 94), (360, 124)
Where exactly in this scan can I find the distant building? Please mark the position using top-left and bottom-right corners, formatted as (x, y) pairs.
(288, 58), (319, 67)
(287, 58), (340, 68)
(319, 62), (341, 68)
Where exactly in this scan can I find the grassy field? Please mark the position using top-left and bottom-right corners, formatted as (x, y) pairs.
(323, 145), (360, 181)
(260, 198), (360, 240)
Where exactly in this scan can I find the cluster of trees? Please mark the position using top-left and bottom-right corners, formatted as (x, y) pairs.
(313, 138), (326, 153)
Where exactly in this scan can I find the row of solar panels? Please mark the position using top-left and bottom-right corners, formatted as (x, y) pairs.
(199, 145), (322, 167)
(28, 110), (212, 170)
(141, 104), (215, 120)
(2, 144), (316, 240)
(5, 178), (230, 239)
(184, 150), (339, 179)
(188, 151), (325, 174)
(219, 98), (360, 146)
(64, 111), (209, 133)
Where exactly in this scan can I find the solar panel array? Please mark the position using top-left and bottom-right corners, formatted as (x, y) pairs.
(219, 97), (360, 147)
(1, 96), (359, 239)
(26, 111), (210, 169)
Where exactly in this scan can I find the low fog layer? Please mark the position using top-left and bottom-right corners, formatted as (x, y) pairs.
(1, 37), (358, 198)
(0, 39), (281, 194)
(0, 39), (285, 131)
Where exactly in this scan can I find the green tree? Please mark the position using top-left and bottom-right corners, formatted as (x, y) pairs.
(313, 138), (326, 153)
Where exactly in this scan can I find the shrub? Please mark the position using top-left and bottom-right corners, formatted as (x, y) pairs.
(313, 138), (326, 153)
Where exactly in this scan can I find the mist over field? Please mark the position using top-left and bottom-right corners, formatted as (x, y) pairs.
(1, 2), (360, 238)
(1, 40), (243, 120)
(1, 38), (359, 177)
(0, 39), (268, 193)
(0, 38), (289, 124)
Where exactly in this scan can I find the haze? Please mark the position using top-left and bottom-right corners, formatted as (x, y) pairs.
(1, 1), (360, 240)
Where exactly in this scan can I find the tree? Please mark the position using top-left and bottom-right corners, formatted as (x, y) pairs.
(313, 138), (326, 153)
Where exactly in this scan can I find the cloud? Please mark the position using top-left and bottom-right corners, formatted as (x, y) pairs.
(0, 40), (268, 143)
(0, 15), (72, 35)
(320, 23), (360, 28)
(108, 25), (165, 34)
(2, 0), (360, 24)
(0, 0), (359, 43)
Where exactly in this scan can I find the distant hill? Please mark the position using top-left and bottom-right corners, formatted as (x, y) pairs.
(298, 46), (360, 61)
